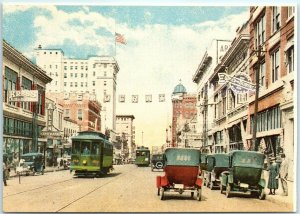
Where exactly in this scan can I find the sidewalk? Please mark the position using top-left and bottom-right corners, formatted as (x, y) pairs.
(263, 170), (295, 210)
(9, 166), (66, 178)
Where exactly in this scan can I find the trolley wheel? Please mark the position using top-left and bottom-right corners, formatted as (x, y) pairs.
(160, 188), (165, 200)
(196, 188), (202, 201)
(226, 183), (232, 198)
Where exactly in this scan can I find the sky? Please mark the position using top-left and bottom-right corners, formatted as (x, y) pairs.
(2, 4), (249, 149)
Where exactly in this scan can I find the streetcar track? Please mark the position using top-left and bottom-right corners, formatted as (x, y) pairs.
(3, 178), (74, 198)
(55, 166), (137, 212)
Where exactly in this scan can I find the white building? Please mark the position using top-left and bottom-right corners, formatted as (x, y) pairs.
(34, 47), (119, 142)
(116, 115), (136, 160)
(192, 39), (231, 153)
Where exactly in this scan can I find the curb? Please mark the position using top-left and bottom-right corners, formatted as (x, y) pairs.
(9, 168), (66, 178)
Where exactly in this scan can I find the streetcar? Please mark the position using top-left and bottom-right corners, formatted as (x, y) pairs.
(135, 146), (150, 166)
(70, 131), (113, 177)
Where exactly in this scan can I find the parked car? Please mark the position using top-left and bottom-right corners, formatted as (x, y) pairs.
(16, 153), (45, 176)
(220, 150), (266, 200)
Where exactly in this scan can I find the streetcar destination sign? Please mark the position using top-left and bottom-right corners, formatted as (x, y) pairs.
(8, 90), (38, 102)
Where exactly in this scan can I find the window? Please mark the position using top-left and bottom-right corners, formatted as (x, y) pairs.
(81, 82), (83, 87)
(65, 109), (70, 118)
(286, 46), (294, 73)
(271, 49), (280, 83)
(259, 61), (266, 87)
(64, 82), (67, 87)
(255, 14), (265, 48)
(75, 82), (77, 87)
(64, 73), (67, 78)
(78, 109), (83, 120)
(81, 73), (83, 78)
(93, 81), (95, 86)
(86, 74), (88, 77)
(4, 67), (18, 104)
(20, 77), (32, 110)
(104, 81), (107, 86)
(93, 71), (95, 76)
(49, 65), (52, 69)
(64, 66), (67, 70)
(55, 65), (58, 69)
(85, 82), (88, 87)
(288, 6), (295, 19)
(75, 66), (77, 70)
(104, 71), (107, 77)
(70, 82), (73, 87)
(272, 7), (280, 33)
(70, 73), (73, 77)
(75, 73), (77, 78)
(70, 66), (73, 70)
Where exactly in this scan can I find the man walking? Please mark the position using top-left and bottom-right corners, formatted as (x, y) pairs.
(279, 153), (288, 196)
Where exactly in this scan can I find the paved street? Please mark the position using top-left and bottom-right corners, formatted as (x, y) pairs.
(3, 164), (293, 212)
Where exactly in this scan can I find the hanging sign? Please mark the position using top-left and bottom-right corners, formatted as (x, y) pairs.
(8, 90), (38, 102)
(218, 73), (255, 94)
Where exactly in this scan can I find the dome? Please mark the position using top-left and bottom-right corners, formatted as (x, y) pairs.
(173, 83), (187, 94)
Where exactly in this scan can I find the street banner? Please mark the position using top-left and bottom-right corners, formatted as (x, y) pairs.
(218, 73), (255, 94)
(132, 95), (138, 103)
(145, 95), (152, 103)
(8, 90), (38, 102)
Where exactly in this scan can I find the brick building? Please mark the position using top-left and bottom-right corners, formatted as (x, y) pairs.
(171, 82), (197, 147)
(247, 6), (294, 180)
(47, 92), (102, 132)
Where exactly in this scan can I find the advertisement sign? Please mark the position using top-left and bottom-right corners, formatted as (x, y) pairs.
(8, 90), (38, 102)
(218, 73), (255, 94)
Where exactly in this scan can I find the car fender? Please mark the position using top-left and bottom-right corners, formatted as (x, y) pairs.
(258, 178), (266, 188)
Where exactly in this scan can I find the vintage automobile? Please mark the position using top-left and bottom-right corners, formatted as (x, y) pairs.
(219, 150), (266, 200)
(151, 154), (164, 171)
(205, 153), (229, 190)
(16, 153), (45, 176)
(156, 148), (202, 201)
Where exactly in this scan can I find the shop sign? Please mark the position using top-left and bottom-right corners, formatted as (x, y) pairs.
(8, 90), (38, 102)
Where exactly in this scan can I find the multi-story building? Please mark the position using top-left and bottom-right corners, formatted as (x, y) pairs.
(2, 40), (52, 163)
(171, 82), (198, 147)
(192, 39), (231, 153)
(209, 20), (250, 153)
(47, 92), (102, 132)
(116, 115), (136, 160)
(34, 47), (119, 143)
(248, 6), (294, 180)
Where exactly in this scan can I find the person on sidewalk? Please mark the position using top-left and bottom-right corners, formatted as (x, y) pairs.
(3, 162), (7, 186)
(267, 157), (279, 195)
(279, 153), (289, 196)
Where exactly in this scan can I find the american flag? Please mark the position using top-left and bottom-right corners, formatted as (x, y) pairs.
(115, 33), (127, 45)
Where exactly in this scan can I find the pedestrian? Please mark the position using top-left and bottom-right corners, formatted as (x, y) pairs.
(267, 157), (279, 195)
(279, 153), (289, 196)
(3, 162), (7, 186)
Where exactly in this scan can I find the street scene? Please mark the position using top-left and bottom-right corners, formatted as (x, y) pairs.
(2, 3), (297, 213)
(3, 165), (294, 212)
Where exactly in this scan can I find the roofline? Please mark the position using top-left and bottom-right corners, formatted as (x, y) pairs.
(116, 115), (135, 120)
(3, 40), (52, 84)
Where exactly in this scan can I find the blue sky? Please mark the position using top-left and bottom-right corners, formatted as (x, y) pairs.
(2, 4), (249, 147)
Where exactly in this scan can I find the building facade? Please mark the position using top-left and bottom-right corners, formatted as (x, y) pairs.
(192, 39), (231, 153)
(171, 82), (198, 148)
(2, 40), (52, 163)
(209, 20), (250, 154)
(34, 47), (119, 143)
(248, 6), (295, 180)
(116, 115), (136, 161)
(47, 92), (102, 132)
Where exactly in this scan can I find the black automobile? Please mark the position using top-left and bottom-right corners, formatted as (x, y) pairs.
(20, 153), (45, 175)
(151, 154), (164, 171)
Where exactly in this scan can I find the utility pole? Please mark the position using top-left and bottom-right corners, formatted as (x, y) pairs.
(252, 45), (262, 151)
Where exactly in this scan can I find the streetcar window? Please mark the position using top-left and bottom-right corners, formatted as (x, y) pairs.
(81, 142), (91, 155)
(91, 142), (99, 155)
(72, 141), (80, 154)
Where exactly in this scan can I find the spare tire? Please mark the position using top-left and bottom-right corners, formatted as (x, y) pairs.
(155, 162), (163, 169)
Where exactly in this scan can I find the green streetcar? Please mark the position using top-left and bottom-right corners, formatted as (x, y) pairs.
(70, 131), (113, 177)
(135, 146), (150, 166)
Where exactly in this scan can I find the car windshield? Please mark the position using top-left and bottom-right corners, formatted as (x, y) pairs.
(22, 156), (35, 162)
(152, 155), (163, 160)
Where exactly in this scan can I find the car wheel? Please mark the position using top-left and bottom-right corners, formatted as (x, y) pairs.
(160, 188), (165, 200)
(196, 188), (202, 201)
